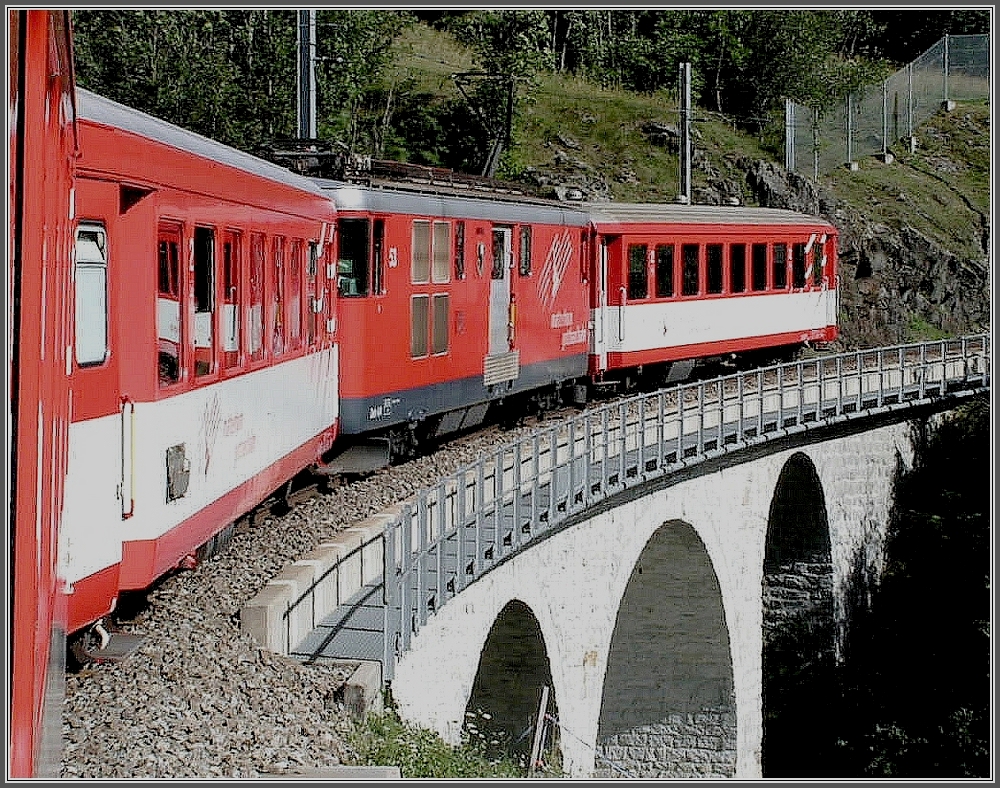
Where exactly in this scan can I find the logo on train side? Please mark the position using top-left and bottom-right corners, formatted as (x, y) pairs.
(537, 230), (574, 308)
(369, 397), (402, 422)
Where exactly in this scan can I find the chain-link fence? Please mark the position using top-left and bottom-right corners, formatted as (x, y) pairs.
(786, 34), (990, 178)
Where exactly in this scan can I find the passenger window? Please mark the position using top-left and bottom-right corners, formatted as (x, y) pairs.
(75, 222), (109, 367)
(730, 244), (747, 293)
(432, 293), (449, 354)
(491, 230), (506, 279)
(519, 226), (532, 276)
(411, 295), (429, 357)
(751, 243), (768, 291)
(307, 241), (319, 346)
(193, 226), (215, 377)
(455, 221), (466, 280)
(655, 244), (674, 298)
(222, 230), (241, 370)
(372, 219), (385, 295)
(249, 233), (265, 362)
(271, 236), (285, 357)
(337, 218), (369, 297)
(772, 243), (787, 290)
(412, 220), (430, 283)
(432, 221), (450, 283)
(157, 225), (182, 385)
(287, 239), (302, 348)
(681, 243), (699, 296)
(812, 244), (824, 286)
(628, 244), (648, 300)
(706, 244), (723, 294)
(792, 242), (807, 288)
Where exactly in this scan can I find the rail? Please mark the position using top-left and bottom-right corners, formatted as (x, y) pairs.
(248, 335), (989, 673)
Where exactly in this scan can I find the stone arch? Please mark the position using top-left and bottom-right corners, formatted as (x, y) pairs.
(761, 451), (836, 776)
(464, 599), (559, 764)
(595, 520), (736, 778)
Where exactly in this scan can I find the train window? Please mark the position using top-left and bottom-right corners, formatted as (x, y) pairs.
(193, 226), (215, 377)
(455, 221), (466, 280)
(655, 244), (674, 298)
(792, 243), (807, 288)
(812, 244), (824, 286)
(519, 226), (532, 276)
(628, 244), (648, 300)
(249, 234), (265, 362)
(412, 220), (431, 283)
(681, 243), (699, 296)
(730, 244), (747, 293)
(337, 218), (370, 297)
(372, 219), (385, 295)
(271, 236), (285, 357)
(491, 229), (506, 279)
(706, 244), (723, 294)
(157, 225), (182, 386)
(432, 294), (449, 354)
(772, 243), (788, 290)
(222, 230), (241, 370)
(75, 222), (109, 367)
(287, 240), (302, 349)
(411, 295), (429, 357)
(432, 221), (450, 283)
(307, 241), (319, 346)
(751, 243), (768, 291)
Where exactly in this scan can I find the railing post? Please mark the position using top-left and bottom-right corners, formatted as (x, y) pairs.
(475, 460), (485, 578)
(696, 382), (705, 454)
(416, 494), (429, 629)
(618, 401), (627, 482)
(399, 504), (414, 654)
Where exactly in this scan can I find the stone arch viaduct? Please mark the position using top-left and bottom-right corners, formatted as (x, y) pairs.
(243, 336), (990, 778)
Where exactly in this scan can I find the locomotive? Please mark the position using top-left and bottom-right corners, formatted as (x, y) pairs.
(9, 48), (838, 775)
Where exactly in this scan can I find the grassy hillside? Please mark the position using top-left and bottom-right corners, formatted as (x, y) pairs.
(388, 23), (989, 266)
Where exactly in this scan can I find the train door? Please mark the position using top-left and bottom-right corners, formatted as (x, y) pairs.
(485, 225), (519, 386)
(592, 234), (611, 373)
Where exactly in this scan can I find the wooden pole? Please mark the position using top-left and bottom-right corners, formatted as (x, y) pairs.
(528, 685), (550, 776)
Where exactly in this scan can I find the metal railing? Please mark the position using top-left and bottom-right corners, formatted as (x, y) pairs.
(279, 335), (989, 675)
(787, 34), (990, 177)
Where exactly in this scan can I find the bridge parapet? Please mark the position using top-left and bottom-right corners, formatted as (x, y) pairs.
(242, 335), (989, 679)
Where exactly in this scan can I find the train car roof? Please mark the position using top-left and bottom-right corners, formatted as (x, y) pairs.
(76, 88), (328, 197)
(582, 202), (837, 229)
(312, 178), (591, 227)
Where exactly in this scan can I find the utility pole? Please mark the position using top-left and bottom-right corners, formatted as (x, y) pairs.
(297, 10), (317, 140)
(678, 61), (692, 204)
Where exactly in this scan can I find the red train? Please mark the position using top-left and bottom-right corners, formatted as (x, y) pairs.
(8, 9), (78, 778)
(9, 31), (839, 775)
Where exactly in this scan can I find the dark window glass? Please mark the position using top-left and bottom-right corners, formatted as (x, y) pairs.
(372, 219), (385, 295)
(706, 244), (723, 294)
(337, 218), (370, 297)
(730, 244), (746, 293)
(772, 243), (787, 289)
(519, 226), (532, 276)
(792, 242), (807, 288)
(752, 243), (768, 291)
(628, 244), (648, 299)
(455, 221), (466, 280)
(682, 243), (699, 296)
(193, 227), (215, 377)
(655, 244), (674, 297)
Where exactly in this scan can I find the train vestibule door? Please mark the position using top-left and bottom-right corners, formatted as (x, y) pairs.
(484, 226), (519, 386)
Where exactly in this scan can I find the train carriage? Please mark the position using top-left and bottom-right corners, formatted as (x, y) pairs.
(586, 203), (839, 386)
(63, 89), (340, 639)
(314, 180), (591, 467)
(8, 9), (77, 778)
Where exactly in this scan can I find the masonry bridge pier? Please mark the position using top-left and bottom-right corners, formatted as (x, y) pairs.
(243, 336), (990, 778)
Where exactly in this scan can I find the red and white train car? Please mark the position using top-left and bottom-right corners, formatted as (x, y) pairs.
(62, 89), (340, 638)
(8, 9), (77, 778)
(586, 203), (838, 385)
(314, 180), (591, 465)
